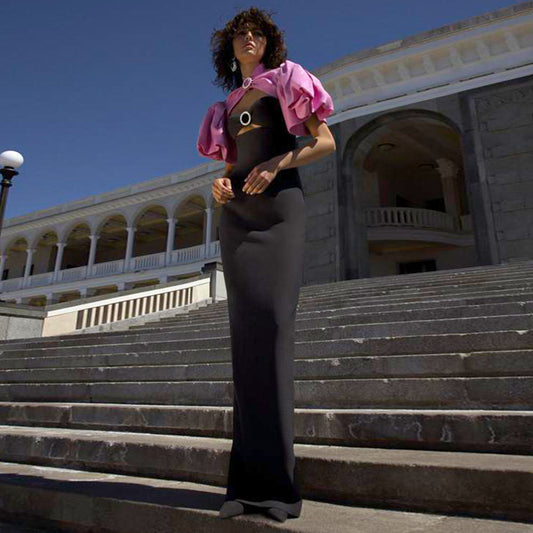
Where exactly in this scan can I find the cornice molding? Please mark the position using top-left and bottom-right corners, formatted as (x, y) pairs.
(1, 168), (221, 238)
(314, 2), (533, 76)
(316, 10), (533, 123)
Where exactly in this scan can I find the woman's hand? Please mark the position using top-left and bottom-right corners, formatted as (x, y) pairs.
(212, 176), (235, 204)
(242, 156), (282, 194)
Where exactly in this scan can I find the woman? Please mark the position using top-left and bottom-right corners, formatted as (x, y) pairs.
(197, 6), (335, 523)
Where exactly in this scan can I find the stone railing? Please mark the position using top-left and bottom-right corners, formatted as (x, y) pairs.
(365, 207), (457, 232)
(41, 262), (226, 337)
(0, 241), (222, 294)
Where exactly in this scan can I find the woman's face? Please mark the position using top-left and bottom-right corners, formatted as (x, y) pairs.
(232, 24), (267, 65)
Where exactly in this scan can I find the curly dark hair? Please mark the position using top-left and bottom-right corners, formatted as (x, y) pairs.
(209, 6), (288, 93)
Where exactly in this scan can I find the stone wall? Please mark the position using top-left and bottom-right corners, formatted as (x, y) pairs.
(297, 73), (533, 286)
(299, 142), (338, 286)
(466, 75), (533, 262)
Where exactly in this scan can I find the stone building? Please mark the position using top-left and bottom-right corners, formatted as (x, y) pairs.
(1, 2), (532, 306)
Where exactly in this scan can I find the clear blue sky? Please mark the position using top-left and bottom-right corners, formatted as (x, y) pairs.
(1, 0), (520, 220)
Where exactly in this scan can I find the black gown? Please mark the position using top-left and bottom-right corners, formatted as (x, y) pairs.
(218, 95), (305, 518)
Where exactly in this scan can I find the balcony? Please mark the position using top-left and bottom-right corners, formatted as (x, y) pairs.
(0, 241), (222, 296)
(365, 207), (473, 246)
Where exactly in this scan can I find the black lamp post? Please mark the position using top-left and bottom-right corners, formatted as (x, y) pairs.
(0, 151), (24, 300)
(0, 150), (24, 239)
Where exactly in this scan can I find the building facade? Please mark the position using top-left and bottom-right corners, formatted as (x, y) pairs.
(2, 2), (533, 306)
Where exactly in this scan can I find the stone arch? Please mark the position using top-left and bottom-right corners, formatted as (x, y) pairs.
(93, 213), (128, 265)
(29, 230), (59, 275)
(59, 220), (95, 244)
(1, 237), (28, 280)
(132, 204), (169, 258)
(61, 223), (92, 270)
(172, 194), (208, 252)
(339, 108), (472, 279)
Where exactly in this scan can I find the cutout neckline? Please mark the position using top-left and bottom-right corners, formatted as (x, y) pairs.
(228, 95), (277, 120)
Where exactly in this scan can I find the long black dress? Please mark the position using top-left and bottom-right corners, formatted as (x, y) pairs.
(218, 95), (305, 518)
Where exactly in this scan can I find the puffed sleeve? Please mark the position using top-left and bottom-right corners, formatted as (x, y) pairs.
(196, 101), (236, 164)
(276, 60), (334, 136)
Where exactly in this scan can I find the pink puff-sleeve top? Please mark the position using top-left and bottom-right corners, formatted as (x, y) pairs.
(196, 59), (334, 164)
(196, 100), (237, 164)
(275, 59), (334, 137)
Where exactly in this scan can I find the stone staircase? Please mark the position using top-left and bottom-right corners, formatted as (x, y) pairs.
(0, 261), (532, 532)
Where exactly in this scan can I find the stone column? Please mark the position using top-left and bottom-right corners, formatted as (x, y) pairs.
(458, 91), (500, 265)
(335, 117), (372, 280)
(53, 242), (66, 282)
(87, 234), (100, 276)
(436, 158), (460, 219)
(340, 165), (370, 280)
(124, 227), (137, 272)
(166, 217), (176, 265)
(204, 207), (213, 257)
(0, 255), (7, 279)
(23, 248), (35, 286)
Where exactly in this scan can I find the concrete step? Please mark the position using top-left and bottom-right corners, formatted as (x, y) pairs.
(0, 426), (531, 522)
(164, 287), (533, 324)
(3, 311), (533, 356)
(0, 348), (531, 380)
(294, 295), (533, 320)
(132, 292), (533, 330)
(0, 262), (531, 530)
(3, 314), (533, 358)
(296, 280), (533, 305)
(302, 263), (533, 292)
(310, 271), (533, 288)
(281, 277), (533, 302)
(298, 272), (533, 297)
(1, 462), (530, 533)
(184, 282), (533, 317)
(0, 350), (532, 383)
(0, 402), (529, 454)
(267, 284), (533, 311)
(2, 329), (533, 361)
(13, 290), (533, 349)
(127, 307), (533, 338)
(0, 375), (530, 409)
(128, 302), (533, 333)
(297, 262), (533, 292)
(2, 287), (533, 349)
(141, 269), (533, 312)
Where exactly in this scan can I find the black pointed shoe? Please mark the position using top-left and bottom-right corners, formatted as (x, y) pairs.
(218, 500), (245, 518)
(265, 507), (288, 522)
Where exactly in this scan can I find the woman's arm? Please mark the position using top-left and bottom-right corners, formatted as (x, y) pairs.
(272, 114), (336, 171)
(242, 114), (336, 194)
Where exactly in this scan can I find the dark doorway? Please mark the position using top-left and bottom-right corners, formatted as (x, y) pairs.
(398, 259), (437, 274)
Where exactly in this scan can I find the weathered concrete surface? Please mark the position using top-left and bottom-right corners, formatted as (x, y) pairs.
(0, 426), (531, 522)
(0, 402), (529, 453)
(0, 462), (531, 533)
(0, 261), (532, 529)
